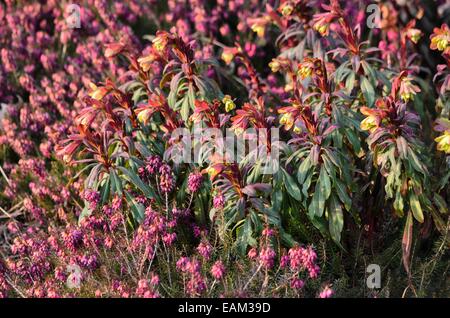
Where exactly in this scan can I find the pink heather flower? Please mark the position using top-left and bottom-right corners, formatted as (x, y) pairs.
(211, 261), (226, 280)
(259, 247), (276, 269)
(186, 273), (207, 296)
(288, 245), (319, 278)
(145, 155), (162, 174)
(187, 258), (202, 274)
(83, 189), (100, 210)
(248, 247), (258, 260)
(187, 171), (203, 193)
(79, 254), (98, 270)
(138, 279), (148, 290)
(162, 232), (177, 246)
(213, 193), (225, 209)
(159, 164), (174, 194)
(150, 273), (160, 286)
(54, 266), (67, 282)
(1, 49), (16, 73)
(262, 227), (275, 237)
(192, 225), (208, 238)
(176, 257), (190, 272)
(111, 195), (122, 211)
(290, 277), (305, 290)
(319, 285), (334, 298)
(63, 228), (83, 251)
(280, 254), (290, 269)
(309, 265), (320, 279)
(197, 240), (213, 260)
(138, 166), (146, 178)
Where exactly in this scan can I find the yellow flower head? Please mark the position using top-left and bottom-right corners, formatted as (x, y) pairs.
(298, 65), (313, 79)
(280, 3), (294, 17)
(88, 82), (109, 101)
(221, 49), (235, 65)
(313, 19), (330, 37)
(435, 131), (450, 154)
(284, 82), (294, 92)
(137, 54), (156, 72)
(430, 24), (450, 52)
(280, 113), (294, 130)
(137, 109), (151, 125)
(250, 17), (270, 38)
(407, 28), (422, 44)
(152, 33), (169, 52)
(251, 24), (265, 38)
(360, 116), (378, 133)
(399, 76), (420, 102)
(269, 59), (281, 73)
(293, 126), (302, 134)
(222, 95), (236, 112)
(233, 127), (244, 136)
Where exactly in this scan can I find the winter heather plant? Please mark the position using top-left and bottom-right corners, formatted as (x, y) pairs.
(0, 0), (449, 298)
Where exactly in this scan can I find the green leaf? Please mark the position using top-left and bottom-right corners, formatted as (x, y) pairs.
(188, 83), (196, 109)
(335, 179), (352, 211)
(110, 168), (122, 195)
(78, 202), (92, 225)
(393, 190), (404, 217)
(328, 195), (344, 245)
(297, 155), (311, 184)
(308, 213), (328, 236)
(125, 191), (145, 224)
(180, 96), (190, 121)
(282, 168), (302, 201)
(409, 192), (424, 223)
(433, 193), (448, 214)
(100, 176), (111, 204)
(309, 181), (325, 218)
(408, 149), (426, 175)
(402, 211), (413, 275)
(117, 166), (157, 200)
(361, 76), (375, 107)
(319, 166), (331, 201)
(345, 71), (356, 92)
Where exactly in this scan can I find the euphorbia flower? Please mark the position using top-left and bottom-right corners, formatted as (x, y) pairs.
(137, 52), (158, 72)
(104, 42), (126, 58)
(279, 112), (295, 130)
(221, 47), (239, 65)
(312, 15), (331, 36)
(435, 131), (450, 154)
(297, 58), (317, 79)
(279, 1), (294, 17)
(360, 107), (379, 133)
(249, 16), (271, 38)
(399, 76), (421, 102)
(406, 28), (422, 44)
(430, 24), (450, 53)
(222, 95), (236, 112)
(269, 57), (290, 73)
(88, 82), (110, 101)
(434, 118), (450, 154)
(152, 31), (171, 52)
